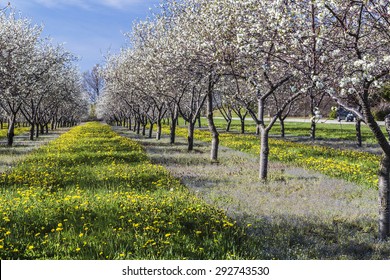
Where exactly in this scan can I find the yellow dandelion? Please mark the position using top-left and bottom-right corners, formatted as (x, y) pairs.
(28, 245), (34, 250)
(75, 248), (81, 252)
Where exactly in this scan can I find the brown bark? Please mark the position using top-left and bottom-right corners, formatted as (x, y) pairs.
(362, 100), (390, 240)
(207, 91), (219, 162)
(310, 119), (316, 140)
(355, 119), (362, 147)
(385, 114), (390, 140)
(187, 121), (195, 151)
(30, 123), (35, 141)
(7, 115), (16, 147)
(169, 106), (179, 144)
(148, 122), (154, 138)
(240, 119), (245, 134)
(156, 118), (162, 141)
(259, 128), (269, 180)
(379, 154), (390, 240)
(280, 118), (285, 138)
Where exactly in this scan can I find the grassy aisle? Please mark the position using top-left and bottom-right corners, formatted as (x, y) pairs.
(0, 127), (70, 173)
(0, 125), (30, 140)
(0, 122), (255, 260)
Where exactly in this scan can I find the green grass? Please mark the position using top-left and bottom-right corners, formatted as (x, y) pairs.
(0, 122), (256, 260)
(205, 117), (384, 143)
(0, 125), (30, 139)
(0, 125), (65, 174)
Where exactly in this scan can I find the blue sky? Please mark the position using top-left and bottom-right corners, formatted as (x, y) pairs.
(8, 0), (161, 72)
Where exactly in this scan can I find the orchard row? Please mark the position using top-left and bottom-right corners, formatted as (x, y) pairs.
(0, 8), (88, 146)
(97, 1), (390, 239)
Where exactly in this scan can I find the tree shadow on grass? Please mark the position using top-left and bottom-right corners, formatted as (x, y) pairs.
(238, 213), (390, 260)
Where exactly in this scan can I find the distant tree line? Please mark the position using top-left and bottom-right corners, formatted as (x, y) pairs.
(0, 8), (88, 146)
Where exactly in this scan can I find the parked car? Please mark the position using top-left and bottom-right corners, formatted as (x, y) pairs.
(336, 107), (356, 122)
(345, 113), (355, 122)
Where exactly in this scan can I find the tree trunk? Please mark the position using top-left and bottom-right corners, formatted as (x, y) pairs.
(259, 128), (269, 180)
(197, 114), (202, 128)
(361, 102), (390, 240)
(385, 114), (390, 141)
(30, 123), (35, 141)
(379, 114), (390, 240)
(170, 109), (178, 144)
(356, 119), (362, 147)
(379, 154), (390, 240)
(36, 123), (39, 138)
(280, 118), (285, 138)
(147, 123), (153, 138)
(207, 92), (219, 162)
(310, 119), (316, 140)
(142, 123), (146, 136)
(7, 115), (16, 147)
(188, 121), (195, 151)
(240, 118), (245, 134)
(170, 122), (176, 144)
(226, 119), (232, 132)
(256, 124), (260, 135)
(156, 119), (162, 140)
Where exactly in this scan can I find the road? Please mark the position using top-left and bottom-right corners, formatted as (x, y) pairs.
(213, 116), (386, 126)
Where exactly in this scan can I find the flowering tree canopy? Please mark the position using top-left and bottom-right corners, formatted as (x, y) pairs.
(98, 0), (390, 240)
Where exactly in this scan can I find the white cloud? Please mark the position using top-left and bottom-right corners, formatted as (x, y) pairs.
(31, 0), (144, 10)
(100, 0), (143, 9)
